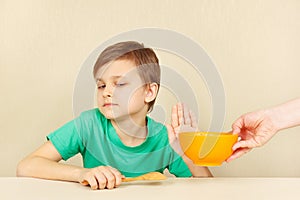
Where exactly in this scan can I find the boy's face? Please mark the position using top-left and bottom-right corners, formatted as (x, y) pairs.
(95, 59), (149, 122)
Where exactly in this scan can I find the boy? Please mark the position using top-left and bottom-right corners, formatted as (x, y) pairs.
(17, 41), (212, 190)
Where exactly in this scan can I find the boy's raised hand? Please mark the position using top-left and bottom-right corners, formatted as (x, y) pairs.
(166, 103), (198, 155)
(78, 166), (124, 190)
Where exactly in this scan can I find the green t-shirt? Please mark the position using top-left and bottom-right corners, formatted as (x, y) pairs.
(47, 109), (192, 177)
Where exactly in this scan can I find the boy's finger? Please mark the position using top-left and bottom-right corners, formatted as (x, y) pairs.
(182, 104), (191, 125)
(108, 167), (123, 186)
(166, 124), (176, 142)
(85, 177), (99, 190)
(94, 172), (107, 190)
(80, 180), (89, 186)
(101, 170), (117, 189)
(189, 109), (197, 128)
(177, 103), (184, 125)
(171, 105), (179, 127)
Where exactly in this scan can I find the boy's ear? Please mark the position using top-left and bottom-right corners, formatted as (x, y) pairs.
(145, 83), (159, 103)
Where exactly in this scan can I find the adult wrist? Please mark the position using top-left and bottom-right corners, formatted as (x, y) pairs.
(267, 106), (288, 132)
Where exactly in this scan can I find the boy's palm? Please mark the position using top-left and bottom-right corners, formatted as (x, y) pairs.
(167, 103), (197, 155)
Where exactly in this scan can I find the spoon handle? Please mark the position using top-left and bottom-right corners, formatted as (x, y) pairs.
(122, 172), (167, 182)
(122, 177), (143, 182)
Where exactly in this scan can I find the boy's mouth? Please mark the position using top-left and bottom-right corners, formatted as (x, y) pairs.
(103, 103), (118, 107)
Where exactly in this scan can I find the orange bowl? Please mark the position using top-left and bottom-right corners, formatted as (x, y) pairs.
(179, 132), (238, 166)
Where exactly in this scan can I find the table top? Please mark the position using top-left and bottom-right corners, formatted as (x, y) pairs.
(1, 177), (300, 200)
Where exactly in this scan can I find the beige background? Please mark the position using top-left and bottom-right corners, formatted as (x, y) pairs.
(1, 0), (300, 177)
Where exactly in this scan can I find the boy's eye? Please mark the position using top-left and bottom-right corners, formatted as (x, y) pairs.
(97, 84), (106, 89)
(116, 82), (127, 87)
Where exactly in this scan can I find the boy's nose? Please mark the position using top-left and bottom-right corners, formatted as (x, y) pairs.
(103, 85), (113, 97)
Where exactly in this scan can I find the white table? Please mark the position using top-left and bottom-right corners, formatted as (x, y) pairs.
(1, 177), (300, 199)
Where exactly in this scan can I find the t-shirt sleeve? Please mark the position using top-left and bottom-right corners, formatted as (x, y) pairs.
(168, 149), (192, 177)
(47, 119), (84, 161)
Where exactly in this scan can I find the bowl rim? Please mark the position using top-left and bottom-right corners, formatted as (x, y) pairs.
(179, 131), (237, 137)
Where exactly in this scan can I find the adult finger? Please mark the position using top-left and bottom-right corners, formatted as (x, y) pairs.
(233, 138), (263, 151)
(226, 147), (251, 162)
(232, 117), (244, 134)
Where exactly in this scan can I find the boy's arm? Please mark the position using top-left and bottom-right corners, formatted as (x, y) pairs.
(16, 141), (123, 190)
(17, 141), (84, 182)
(166, 103), (213, 177)
(181, 155), (213, 177)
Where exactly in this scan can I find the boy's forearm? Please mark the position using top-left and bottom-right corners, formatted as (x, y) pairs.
(182, 155), (213, 177)
(17, 156), (83, 182)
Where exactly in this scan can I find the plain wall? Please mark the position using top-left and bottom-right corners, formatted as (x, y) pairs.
(1, 0), (300, 177)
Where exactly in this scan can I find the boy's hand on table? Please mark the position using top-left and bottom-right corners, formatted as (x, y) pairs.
(166, 103), (197, 155)
(78, 166), (124, 190)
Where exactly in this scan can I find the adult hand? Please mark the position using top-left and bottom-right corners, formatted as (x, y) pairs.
(227, 110), (278, 162)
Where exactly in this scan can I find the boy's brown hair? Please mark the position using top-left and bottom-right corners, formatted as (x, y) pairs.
(93, 41), (161, 112)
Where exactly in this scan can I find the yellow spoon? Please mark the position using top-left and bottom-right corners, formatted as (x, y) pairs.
(122, 172), (167, 182)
